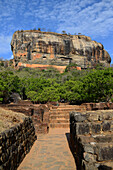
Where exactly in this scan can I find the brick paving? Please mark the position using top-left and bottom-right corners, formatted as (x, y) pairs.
(18, 128), (76, 170)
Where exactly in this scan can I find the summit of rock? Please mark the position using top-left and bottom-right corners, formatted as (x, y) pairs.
(11, 30), (111, 70)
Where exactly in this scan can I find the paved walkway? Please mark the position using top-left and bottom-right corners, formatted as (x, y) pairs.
(18, 128), (76, 170)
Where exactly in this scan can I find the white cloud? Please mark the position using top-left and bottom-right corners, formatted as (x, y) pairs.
(53, 0), (113, 37)
(0, 0), (112, 37)
(0, 35), (12, 54)
(0, 0), (113, 44)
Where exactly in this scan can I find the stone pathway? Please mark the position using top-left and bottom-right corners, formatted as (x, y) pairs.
(18, 128), (76, 170)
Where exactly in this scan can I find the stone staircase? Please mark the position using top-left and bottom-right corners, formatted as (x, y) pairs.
(49, 104), (85, 128)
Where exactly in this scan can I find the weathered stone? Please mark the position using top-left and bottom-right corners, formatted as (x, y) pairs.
(77, 123), (90, 135)
(84, 144), (94, 154)
(70, 112), (86, 122)
(95, 135), (112, 143)
(70, 109), (113, 170)
(102, 122), (111, 132)
(98, 145), (113, 161)
(91, 124), (101, 134)
(10, 93), (21, 103)
(11, 31), (111, 72)
(83, 152), (97, 162)
(86, 113), (99, 122)
(82, 160), (98, 170)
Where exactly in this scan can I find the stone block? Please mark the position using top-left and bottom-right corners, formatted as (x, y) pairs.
(83, 152), (97, 162)
(102, 122), (111, 132)
(84, 144), (94, 154)
(94, 135), (113, 143)
(91, 124), (101, 134)
(97, 145), (113, 161)
(70, 111), (87, 122)
(102, 112), (112, 120)
(77, 123), (90, 135)
(87, 112), (99, 122)
(82, 160), (98, 170)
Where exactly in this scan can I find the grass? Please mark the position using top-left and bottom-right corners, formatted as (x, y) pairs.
(0, 107), (26, 133)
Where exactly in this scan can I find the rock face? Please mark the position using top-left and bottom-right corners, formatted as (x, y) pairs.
(11, 30), (111, 69)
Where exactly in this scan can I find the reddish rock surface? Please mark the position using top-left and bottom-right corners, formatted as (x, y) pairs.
(11, 30), (111, 71)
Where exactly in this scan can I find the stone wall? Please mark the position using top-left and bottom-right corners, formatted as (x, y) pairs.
(81, 102), (113, 111)
(2, 102), (113, 134)
(70, 110), (113, 170)
(1, 103), (50, 134)
(0, 117), (36, 170)
(32, 105), (50, 134)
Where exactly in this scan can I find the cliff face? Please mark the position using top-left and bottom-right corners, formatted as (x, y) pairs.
(11, 30), (111, 69)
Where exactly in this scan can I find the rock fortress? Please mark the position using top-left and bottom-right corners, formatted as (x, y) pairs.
(11, 30), (111, 72)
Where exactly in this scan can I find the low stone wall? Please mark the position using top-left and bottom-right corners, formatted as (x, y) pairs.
(81, 102), (113, 111)
(0, 117), (36, 170)
(2, 102), (113, 134)
(32, 108), (49, 133)
(1, 103), (50, 134)
(70, 110), (113, 170)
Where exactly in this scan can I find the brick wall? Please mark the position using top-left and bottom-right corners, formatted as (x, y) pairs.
(0, 117), (36, 170)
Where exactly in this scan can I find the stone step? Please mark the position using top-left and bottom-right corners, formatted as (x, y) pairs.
(50, 109), (83, 113)
(51, 105), (76, 108)
(50, 119), (69, 123)
(53, 105), (85, 109)
(49, 111), (72, 115)
(50, 114), (70, 117)
(53, 105), (82, 108)
(50, 115), (69, 119)
(57, 107), (80, 110)
(50, 108), (78, 112)
(49, 123), (70, 128)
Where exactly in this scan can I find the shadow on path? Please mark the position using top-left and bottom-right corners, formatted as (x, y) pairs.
(65, 133), (78, 170)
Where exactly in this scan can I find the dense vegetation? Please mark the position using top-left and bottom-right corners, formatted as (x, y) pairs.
(0, 64), (113, 104)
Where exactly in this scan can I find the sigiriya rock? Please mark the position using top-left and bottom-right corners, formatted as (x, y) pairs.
(11, 30), (111, 72)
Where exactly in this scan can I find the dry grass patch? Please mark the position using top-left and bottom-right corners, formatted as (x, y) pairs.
(0, 107), (26, 133)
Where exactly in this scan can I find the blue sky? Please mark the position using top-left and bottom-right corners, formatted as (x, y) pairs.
(0, 0), (113, 63)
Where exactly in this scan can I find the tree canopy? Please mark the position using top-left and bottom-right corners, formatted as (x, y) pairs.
(0, 66), (113, 104)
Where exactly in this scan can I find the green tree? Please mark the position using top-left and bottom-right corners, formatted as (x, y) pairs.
(27, 91), (38, 102)
(37, 87), (60, 103)
(65, 63), (78, 72)
(0, 71), (20, 103)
